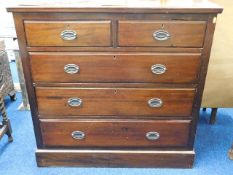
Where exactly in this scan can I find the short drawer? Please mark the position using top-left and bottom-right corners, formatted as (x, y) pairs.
(36, 87), (195, 117)
(30, 52), (200, 83)
(40, 119), (191, 147)
(24, 21), (111, 47)
(118, 21), (206, 47)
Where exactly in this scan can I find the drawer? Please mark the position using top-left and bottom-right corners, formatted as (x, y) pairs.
(30, 52), (200, 83)
(40, 119), (191, 147)
(36, 87), (195, 117)
(118, 21), (206, 47)
(24, 21), (111, 47)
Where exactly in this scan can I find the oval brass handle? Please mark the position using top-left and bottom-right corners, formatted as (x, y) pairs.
(146, 131), (160, 140)
(151, 64), (167, 75)
(61, 30), (77, 40)
(64, 64), (79, 74)
(148, 98), (163, 108)
(153, 30), (170, 41)
(68, 98), (82, 107)
(71, 131), (85, 140)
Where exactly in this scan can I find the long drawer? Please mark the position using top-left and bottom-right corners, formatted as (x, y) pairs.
(36, 87), (195, 117)
(30, 52), (201, 83)
(40, 119), (191, 147)
(24, 21), (111, 47)
(118, 21), (206, 47)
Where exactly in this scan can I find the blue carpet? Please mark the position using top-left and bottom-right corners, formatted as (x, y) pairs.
(0, 93), (233, 175)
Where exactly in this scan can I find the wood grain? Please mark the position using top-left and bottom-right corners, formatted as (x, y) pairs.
(7, 0), (223, 14)
(40, 119), (191, 147)
(12, 13), (44, 148)
(24, 21), (112, 47)
(30, 52), (201, 83)
(36, 87), (195, 117)
(36, 149), (195, 168)
(188, 15), (219, 148)
(33, 83), (198, 89)
(27, 46), (203, 52)
(118, 21), (206, 47)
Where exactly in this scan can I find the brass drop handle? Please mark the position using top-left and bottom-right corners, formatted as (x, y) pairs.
(67, 98), (82, 107)
(153, 30), (170, 41)
(61, 30), (77, 40)
(151, 64), (167, 75)
(146, 131), (160, 140)
(64, 64), (79, 74)
(71, 131), (85, 140)
(148, 98), (163, 108)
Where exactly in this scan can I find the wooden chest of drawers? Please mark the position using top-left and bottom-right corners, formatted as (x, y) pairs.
(8, 0), (222, 168)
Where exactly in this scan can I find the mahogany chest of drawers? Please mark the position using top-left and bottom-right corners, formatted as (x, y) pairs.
(8, 0), (222, 168)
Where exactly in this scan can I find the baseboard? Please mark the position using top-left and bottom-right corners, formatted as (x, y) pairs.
(36, 149), (195, 168)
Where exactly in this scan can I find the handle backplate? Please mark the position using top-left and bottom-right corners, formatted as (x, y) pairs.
(151, 64), (167, 75)
(153, 30), (170, 41)
(146, 131), (160, 140)
(61, 30), (77, 40)
(148, 98), (163, 108)
(71, 131), (85, 140)
(64, 64), (79, 74)
(68, 97), (82, 107)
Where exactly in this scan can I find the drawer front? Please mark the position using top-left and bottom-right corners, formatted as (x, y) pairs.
(36, 88), (195, 117)
(30, 52), (200, 83)
(118, 21), (206, 47)
(40, 119), (191, 147)
(24, 21), (111, 46)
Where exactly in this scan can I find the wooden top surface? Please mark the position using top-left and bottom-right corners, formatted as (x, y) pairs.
(7, 0), (222, 13)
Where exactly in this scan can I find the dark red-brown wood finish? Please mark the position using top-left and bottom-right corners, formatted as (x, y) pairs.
(8, 0), (222, 168)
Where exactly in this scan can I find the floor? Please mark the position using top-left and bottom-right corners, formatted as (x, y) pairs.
(0, 92), (233, 175)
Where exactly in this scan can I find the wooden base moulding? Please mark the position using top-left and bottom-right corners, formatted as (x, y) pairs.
(36, 149), (195, 168)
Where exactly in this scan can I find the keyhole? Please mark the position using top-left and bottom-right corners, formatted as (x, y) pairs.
(114, 89), (117, 94)
(161, 24), (164, 29)
(121, 127), (128, 131)
(113, 56), (117, 60)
